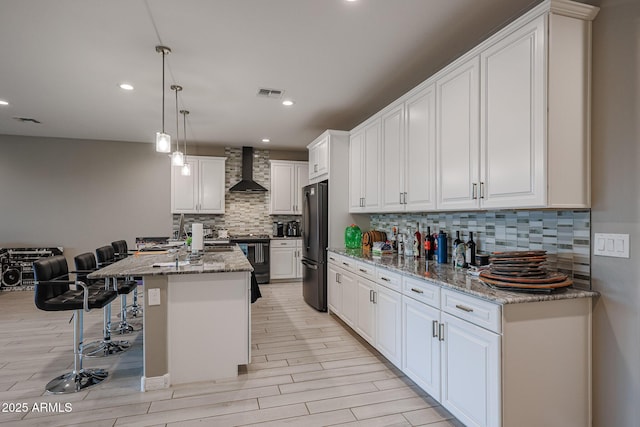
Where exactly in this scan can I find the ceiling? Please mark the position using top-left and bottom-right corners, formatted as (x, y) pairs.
(0, 0), (543, 151)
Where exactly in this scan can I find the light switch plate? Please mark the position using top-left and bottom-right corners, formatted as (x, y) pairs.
(148, 288), (161, 306)
(594, 233), (630, 258)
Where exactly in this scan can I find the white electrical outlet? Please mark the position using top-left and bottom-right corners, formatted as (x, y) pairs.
(594, 233), (630, 258)
(148, 288), (161, 306)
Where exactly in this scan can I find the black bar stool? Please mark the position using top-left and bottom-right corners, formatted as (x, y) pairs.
(75, 252), (131, 357)
(33, 255), (118, 394)
(111, 240), (143, 318)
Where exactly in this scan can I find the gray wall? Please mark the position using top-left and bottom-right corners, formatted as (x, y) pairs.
(590, 0), (640, 425)
(0, 135), (172, 262)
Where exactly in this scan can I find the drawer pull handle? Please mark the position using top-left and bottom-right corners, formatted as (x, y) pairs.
(455, 304), (474, 313)
(359, 268), (367, 273)
(411, 288), (424, 294)
(342, 262), (350, 267)
(381, 277), (390, 282)
(432, 320), (438, 338)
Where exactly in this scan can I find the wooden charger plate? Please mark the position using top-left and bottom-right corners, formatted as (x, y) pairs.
(480, 270), (568, 285)
(479, 274), (573, 289)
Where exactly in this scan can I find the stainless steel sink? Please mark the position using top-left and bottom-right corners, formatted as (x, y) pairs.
(204, 245), (235, 252)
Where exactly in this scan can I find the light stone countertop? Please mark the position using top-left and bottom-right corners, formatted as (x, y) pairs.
(329, 248), (598, 305)
(88, 245), (253, 279)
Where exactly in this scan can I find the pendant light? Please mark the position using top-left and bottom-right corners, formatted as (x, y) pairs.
(155, 46), (172, 153)
(170, 84), (184, 166)
(180, 109), (191, 176)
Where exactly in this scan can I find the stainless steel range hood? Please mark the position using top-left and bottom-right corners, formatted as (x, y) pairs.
(229, 146), (267, 192)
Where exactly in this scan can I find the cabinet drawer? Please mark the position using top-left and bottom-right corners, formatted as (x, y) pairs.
(441, 289), (501, 333)
(271, 239), (298, 248)
(328, 253), (356, 272)
(376, 267), (402, 292)
(355, 261), (376, 279)
(403, 276), (440, 309)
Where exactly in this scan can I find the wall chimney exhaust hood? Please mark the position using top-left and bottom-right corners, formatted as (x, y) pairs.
(229, 146), (267, 192)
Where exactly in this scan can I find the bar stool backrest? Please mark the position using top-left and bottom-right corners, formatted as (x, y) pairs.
(33, 255), (71, 311)
(95, 245), (116, 267)
(74, 252), (98, 286)
(111, 240), (128, 260)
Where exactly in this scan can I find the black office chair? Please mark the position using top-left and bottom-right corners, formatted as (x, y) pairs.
(74, 252), (131, 358)
(111, 240), (142, 318)
(33, 255), (118, 394)
(96, 245), (140, 334)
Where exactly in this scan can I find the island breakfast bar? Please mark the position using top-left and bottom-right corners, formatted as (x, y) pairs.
(88, 246), (253, 391)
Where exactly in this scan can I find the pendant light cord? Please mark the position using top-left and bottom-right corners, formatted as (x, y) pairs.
(162, 50), (166, 133)
(175, 86), (179, 151)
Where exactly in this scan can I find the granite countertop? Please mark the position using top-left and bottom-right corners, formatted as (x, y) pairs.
(88, 245), (253, 279)
(329, 248), (598, 305)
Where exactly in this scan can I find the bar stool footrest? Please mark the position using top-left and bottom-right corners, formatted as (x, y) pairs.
(82, 340), (130, 357)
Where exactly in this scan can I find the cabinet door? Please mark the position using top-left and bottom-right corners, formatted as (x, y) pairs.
(436, 57), (480, 210)
(340, 270), (357, 328)
(405, 84), (437, 211)
(402, 296), (441, 400)
(327, 263), (342, 315)
(375, 284), (402, 368)
(480, 16), (545, 208)
(171, 161), (199, 213)
(270, 162), (295, 214)
(355, 277), (376, 346)
(199, 158), (225, 213)
(295, 163), (309, 214)
(441, 312), (501, 427)
(270, 246), (296, 280)
(362, 119), (381, 211)
(380, 104), (405, 212)
(295, 241), (303, 279)
(316, 137), (329, 178)
(348, 131), (364, 212)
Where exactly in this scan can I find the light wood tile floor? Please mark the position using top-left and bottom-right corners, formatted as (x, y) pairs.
(0, 283), (464, 426)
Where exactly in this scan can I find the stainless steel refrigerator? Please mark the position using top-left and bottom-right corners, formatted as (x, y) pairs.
(301, 181), (328, 311)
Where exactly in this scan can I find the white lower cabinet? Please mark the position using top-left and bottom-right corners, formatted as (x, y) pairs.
(355, 276), (376, 346)
(440, 311), (501, 427)
(402, 295), (441, 400)
(375, 283), (402, 368)
(270, 239), (302, 280)
(327, 263), (342, 315)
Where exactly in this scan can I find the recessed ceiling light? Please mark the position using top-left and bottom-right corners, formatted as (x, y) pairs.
(119, 83), (134, 91)
(282, 100), (294, 106)
(0, 100), (8, 106)
(262, 138), (270, 143)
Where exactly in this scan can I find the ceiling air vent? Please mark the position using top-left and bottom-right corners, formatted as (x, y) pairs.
(257, 88), (284, 99)
(13, 117), (41, 124)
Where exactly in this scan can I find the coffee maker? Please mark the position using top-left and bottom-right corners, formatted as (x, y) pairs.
(287, 220), (300, 237)
(272, 222), (284, 237)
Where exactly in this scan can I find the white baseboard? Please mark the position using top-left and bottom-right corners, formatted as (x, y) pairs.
(141, 373), (170, 391)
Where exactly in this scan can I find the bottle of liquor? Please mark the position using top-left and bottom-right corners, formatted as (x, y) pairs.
(425, 226), (435, 260)
(414, 222), (422, 258)
(404, 225), (414, 257)
(391, 227), (398, 253)
(453, 231), (463, 248)
(466, 232), (476, 266)
(453, 231), (466, 267)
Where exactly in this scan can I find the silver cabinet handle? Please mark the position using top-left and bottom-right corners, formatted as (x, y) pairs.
(480, 182), (485, 199)
(411, 288), (424, 294)
(372, 291), (377, 304)
(439, 323), (445, 341)
(455, 304), (474, 313)
(380, 277), (390, 282)
(432, 320), (439, 338)
(369, 289), (374, 302)
(359, 268), (367, 273)
(314, 164), (318, 172)
(342, 262), (350, 267)
(399, 192), (403, 204)
(336, 273), (341, 283)
(329, 256), (336, 261)
(404, 192), (407, 204)
(472, 183), (478, 200)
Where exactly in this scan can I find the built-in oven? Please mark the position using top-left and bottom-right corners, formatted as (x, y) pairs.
(230, 236), (270, 284)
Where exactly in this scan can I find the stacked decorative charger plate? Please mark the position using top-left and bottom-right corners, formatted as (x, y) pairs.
(478, 250), (572, 293)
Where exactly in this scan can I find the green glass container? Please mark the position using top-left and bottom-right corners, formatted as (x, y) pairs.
(345, 224), (362, 249)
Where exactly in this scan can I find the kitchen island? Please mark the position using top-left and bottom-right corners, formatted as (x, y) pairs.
(88, 245), (253, 390)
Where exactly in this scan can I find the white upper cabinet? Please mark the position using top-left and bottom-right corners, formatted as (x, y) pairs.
(171, 156), (225, 214)
(270, 161), (308, 215)
(349, 118), (381, 213)
(381, 85), (437, 212)
(308, 135), (328, 183)
(436, 56), (481, 211)
(479, 16), (545, 209)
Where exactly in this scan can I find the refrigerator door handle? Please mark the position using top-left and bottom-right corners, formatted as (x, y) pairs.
(303, 190), (311, 250)
(301, 259), (318, 270)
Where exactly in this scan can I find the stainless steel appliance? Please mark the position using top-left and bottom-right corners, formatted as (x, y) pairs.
(301, 181), (328, 311)
(230, 235), (270, 284)
(287, 220), (300, 237)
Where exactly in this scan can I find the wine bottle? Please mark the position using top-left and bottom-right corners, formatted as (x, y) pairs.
(453, 231), (463, 248)
(391, 226), (398, 253)
(414, 222), (421, 258)
(425, 226), (435, 260)
(466, 232), (476, 266)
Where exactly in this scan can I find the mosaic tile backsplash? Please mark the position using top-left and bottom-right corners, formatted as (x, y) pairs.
(172, 147), (301, 237)
(370, 210), (591, 289)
